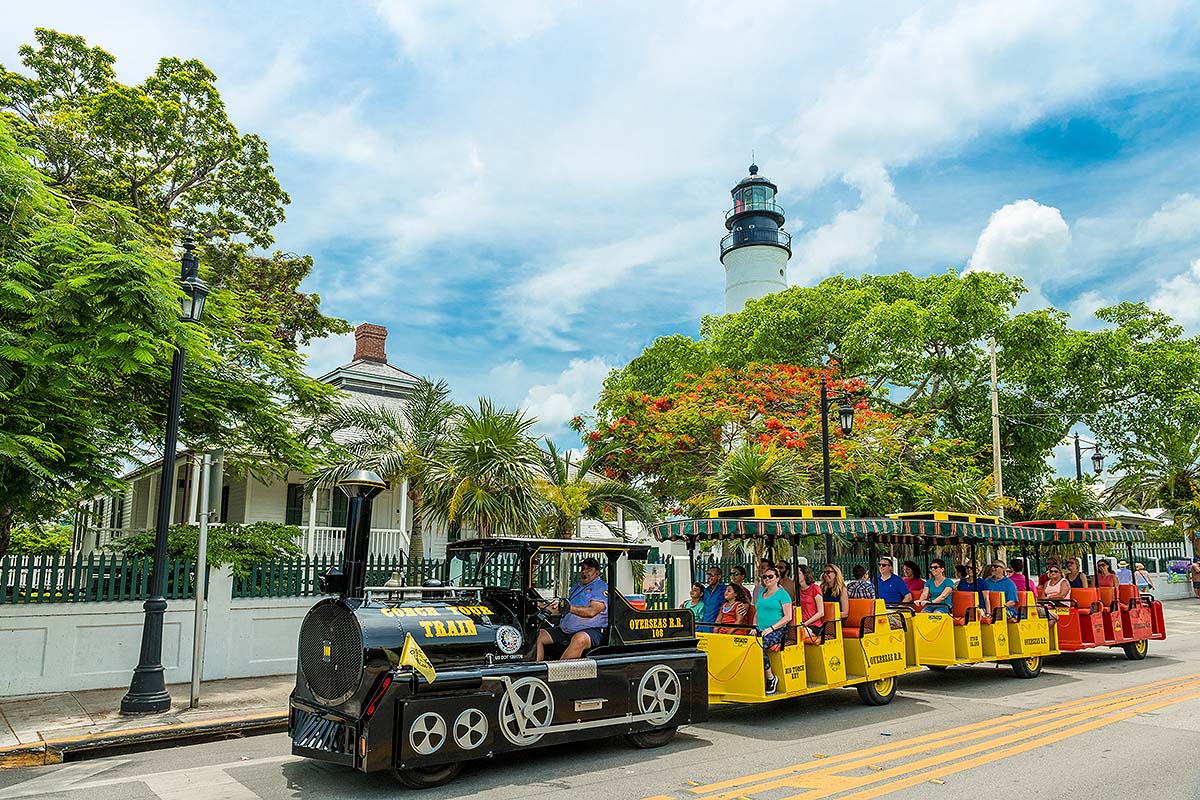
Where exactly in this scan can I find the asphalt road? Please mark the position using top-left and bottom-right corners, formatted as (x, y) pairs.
(4, 601), (1200, 800)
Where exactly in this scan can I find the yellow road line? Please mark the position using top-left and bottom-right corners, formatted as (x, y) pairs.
(686, 671), (1200, 796)
(825, 686), (1200, 800)
(772, 679), (1200, 799)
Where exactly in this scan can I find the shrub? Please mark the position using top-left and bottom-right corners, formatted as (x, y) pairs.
(7, 525), (73, 556)
(105, 521), (303, 577)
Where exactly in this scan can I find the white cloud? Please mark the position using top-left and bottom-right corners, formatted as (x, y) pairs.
(1136, 193), (1200, 245)
(1064, 290), (1114, 329)
(967, 200), (1070, 310)
(521, 357), (612, 437)
(373, 0), (563, 62)
(790, 162), (916, 282)
(302, 330), (357, 376)
(1150, 259), (1200, 330)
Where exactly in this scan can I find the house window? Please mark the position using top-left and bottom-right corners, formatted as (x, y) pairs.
(286, 483), (305, 526)
(109, 497), (125, 528)
(332, 490), (349, 528)
(220, 486), (230, 523)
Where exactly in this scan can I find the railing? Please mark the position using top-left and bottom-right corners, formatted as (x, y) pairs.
(720, 227), (792, 257)
(1130, 541), (1189, 572)
(84, 525), (410, 558)
(726, 200), (785, 222)
(0, 553), (198, 604)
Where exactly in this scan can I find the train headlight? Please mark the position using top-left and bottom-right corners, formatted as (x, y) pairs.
(496, 625), (523, 655)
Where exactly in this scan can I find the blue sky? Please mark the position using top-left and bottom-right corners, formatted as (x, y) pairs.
(4, 2), (1200, 477)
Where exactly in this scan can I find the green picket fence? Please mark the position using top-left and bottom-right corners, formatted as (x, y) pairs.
(231, 555), (448, 598)
(0, 553), (197, 604)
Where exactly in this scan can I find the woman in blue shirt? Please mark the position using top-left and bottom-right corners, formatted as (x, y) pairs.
(921, 559), (955, 613)
(755, 569), (793, 696)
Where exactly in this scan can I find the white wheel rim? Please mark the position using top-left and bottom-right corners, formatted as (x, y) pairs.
(637, 665), (682, 725)
(453, 708), (489, 750)
(409, 712), (447, 755)
(498, 677), (555, 746)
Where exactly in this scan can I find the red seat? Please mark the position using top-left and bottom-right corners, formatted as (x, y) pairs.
(988, 590), (1007, 622)
(951, 590), (980, 626)
(1071, 587), (1099, 611)
(843, 598), (876, 639)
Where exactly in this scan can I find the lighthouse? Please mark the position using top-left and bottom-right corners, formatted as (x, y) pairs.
(720, 163), (791, 314)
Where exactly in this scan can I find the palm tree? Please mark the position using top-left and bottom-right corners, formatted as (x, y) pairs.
(314, 377), (459, 559)
(695, 440), (810, 509)
(1034, 477), (1105, 520)
(1105, 418), (1200, 550)
(536, 441), (659, 538)
(429, 399), (545, 537)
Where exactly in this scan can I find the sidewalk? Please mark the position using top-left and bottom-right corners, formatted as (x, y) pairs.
(0, 674), (292, 768)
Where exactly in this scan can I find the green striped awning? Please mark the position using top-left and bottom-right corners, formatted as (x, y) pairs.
(648, 517), (1142, 545)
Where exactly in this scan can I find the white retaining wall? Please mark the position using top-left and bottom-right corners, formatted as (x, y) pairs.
(0, 566), (310, 698)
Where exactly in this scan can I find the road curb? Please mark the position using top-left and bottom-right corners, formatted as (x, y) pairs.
(0, 710), (288, 768)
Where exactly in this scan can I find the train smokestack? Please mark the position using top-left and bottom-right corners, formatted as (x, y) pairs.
(337, 469), (387, 600)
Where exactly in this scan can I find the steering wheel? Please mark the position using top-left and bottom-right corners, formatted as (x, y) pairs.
(533, 596), (569, 626)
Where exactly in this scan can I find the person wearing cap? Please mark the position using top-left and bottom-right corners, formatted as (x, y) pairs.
(1115, 560), (1134, 586)
(536, 557), (608, 660)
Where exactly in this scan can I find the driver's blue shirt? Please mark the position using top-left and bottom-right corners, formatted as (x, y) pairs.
(561, 578), (608, 633)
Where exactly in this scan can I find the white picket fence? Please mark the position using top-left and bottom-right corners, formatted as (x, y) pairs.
(85, 524), (410, 558)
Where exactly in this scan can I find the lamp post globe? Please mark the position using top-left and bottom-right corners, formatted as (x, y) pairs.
(838, 401), (854, 436)
(120, 236), (206, 715)
(1091, 451), (1105, 475)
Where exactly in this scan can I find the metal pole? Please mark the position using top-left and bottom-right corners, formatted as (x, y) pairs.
(1074, 433), (1083, 482)
(190, 454), (211, 710)
(121, 343), (185, 714)
(868, 535), (878, 596)
(989, 337), (1004, 519)
(821, 377), (832, 506)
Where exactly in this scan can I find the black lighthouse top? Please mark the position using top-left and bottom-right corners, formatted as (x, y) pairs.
(721, 163), (791, 258)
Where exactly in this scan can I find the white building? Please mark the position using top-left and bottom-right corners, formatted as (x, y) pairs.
(721, 163), (791, 314)
(80, 323), (458, 559)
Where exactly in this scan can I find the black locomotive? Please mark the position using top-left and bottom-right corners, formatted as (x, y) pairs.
(288, 472), (707, 788)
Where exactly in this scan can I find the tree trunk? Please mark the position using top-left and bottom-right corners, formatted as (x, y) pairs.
(408, 483), (424, 561)
(0, 506), (12, 558)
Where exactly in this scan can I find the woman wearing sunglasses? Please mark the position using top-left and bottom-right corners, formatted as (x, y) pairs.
(820, 564), (849, 620)
(755, 570), (793, 695)
(1041, 565), (1071, 601)
(919, 559), (955, 613)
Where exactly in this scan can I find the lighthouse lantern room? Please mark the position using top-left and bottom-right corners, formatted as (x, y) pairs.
(720, 163), (791, 314)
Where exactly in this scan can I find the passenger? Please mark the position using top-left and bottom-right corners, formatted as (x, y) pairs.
(1094, 559), (1117, 588)
(1041, 564), (1071, 601)
(535, 557), (608, 661)
(1064, 557), (1088, 589)
(820, 564), (850, 620)
(680, 582), (705, 620)
(875, 557), (912, 604)
(730, 564), (749, 592)
(846, 564), (876, 599)
(755, 568), (793, 695)
(901, 560), (925, 597)
(920, 559), (955, 613)
(753, 558), (773, 603)
(774, 561), (798, 602)
(1008, 558), (1037, 598)
(982, 560), (1020, 620)
(1133, 563), (1156, 593)
(1116, 560), (1134, 585)
(795, 565), (826, 642)
(701, 567), (727, 629)
(1037, 557), (1061, 587)
(715, 584), (754, 634)
(954, 564), (968, 581)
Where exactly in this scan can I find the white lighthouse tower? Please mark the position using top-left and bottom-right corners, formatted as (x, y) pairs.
(720, 163), (791, 314)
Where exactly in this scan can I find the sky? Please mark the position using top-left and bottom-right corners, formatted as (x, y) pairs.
(4, 1), (1200, 479)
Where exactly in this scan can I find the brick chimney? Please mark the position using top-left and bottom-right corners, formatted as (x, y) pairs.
(353, 323), (388, 363)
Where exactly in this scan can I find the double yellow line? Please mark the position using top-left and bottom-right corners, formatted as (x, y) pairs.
(649, 673), (1200, 800)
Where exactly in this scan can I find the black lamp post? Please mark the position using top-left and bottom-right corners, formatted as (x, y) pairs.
(1073, 432), (1104, 482)
(819, 376), (856, 562)
(121, 237), (208, 714)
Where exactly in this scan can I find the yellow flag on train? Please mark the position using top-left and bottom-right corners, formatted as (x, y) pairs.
(400, 632), (437, 684)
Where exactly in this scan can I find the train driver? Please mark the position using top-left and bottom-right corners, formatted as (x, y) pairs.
(535, 557), (609, 661)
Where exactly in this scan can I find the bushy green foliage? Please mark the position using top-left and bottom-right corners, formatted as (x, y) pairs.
(105, 521), (303, 577)
(7, 525), (72, 555)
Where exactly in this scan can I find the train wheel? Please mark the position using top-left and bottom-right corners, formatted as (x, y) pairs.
(626, 726), (679, 749)
(856, 676), (896, 706)
(1123, 639), (1149, 660)
(391, 762), (462, 789)
(1010, 655), (1042, 679)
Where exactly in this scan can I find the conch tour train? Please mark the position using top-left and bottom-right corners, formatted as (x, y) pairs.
(289, 472), (1167, 788)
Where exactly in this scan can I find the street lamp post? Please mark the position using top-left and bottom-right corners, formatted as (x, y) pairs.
(121, 237), (208, 714)
(1073, 432), (1104, 482)
(819, 376), (856, 562)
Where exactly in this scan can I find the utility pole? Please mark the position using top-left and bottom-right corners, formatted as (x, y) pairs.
(989, 337), (1004, 520)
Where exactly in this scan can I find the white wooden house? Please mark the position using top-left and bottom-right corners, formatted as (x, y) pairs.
(80, 323), (460, 559)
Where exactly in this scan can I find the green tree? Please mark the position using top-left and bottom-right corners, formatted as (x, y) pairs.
(314, 378), (460, 558)
(694, 441), (811, 508)
(1034, 477), (1105, 520)
(536, 441), (659, 538)
(0, 120), (185, 555)
(430, 399), (545, 538)
(1105, 416), (1200, 551)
